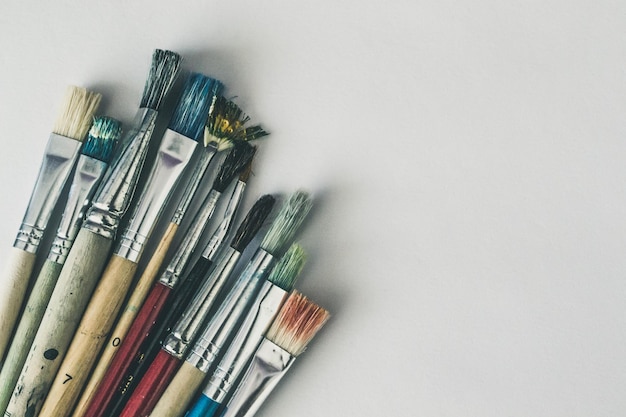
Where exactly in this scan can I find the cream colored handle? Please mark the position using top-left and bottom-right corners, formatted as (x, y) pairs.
(39, 255), (138, 417)
(71, 222), (179, 417)
(0, 247), (37, 363)
(4, 229), (112, 417)
(150, 361), (207, 417)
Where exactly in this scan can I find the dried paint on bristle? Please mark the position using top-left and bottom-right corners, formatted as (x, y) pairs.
(267, 291), (330, 356)
(139, 49), (182, 111)
(267, 244), (306, 291)
(234, 125), (269, 142)
(260, 190), (313, 255)
(230, 195), (275, 252)
(212, 141), (257, 193)
(52, 86), (102, 141)
(169, 73), (223, 141)
(81, 117), (122, 162)
(204, 96), (249, 150)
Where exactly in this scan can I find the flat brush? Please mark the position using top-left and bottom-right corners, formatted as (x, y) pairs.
(0, 86), (101, 364)
(119, 190), (312, 417)
(71, 141), (256, 417)
(97, 194), (274, 417)
(38, 73), (220, 417)
(217, 291), (330, 417)
(152, 243), (305, 417)
(0, 116), (121, 413)
(4, 50), (180, 417)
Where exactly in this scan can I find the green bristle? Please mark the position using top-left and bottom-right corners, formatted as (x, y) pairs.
(267, 243), (306, 291)
(260, 190), (312, 255)
(81, 117), (122, 162)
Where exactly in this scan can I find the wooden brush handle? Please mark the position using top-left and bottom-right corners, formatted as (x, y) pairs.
(38, 254), (138, 417)
(79, 283), (173, 417)
(150, 360), (208, 417)
(3, 229), (112, 417)
(72, 222), (178, 417)
(0, 247), (37, 362)
(119, 349), (182, 417)
(0, 259), (63, 412)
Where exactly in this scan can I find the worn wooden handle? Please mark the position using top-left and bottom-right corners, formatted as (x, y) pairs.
(150, 360), (208, 417)
(39, 254), (138, 417)
(0, 259), (63, 411)
(72, 222), (179, 417)
(0, 247), (37, 362)
(4, 229), (112, 417)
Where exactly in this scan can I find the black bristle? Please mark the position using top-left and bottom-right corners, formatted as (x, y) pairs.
(211, 141), (257, 193)
(230, 195), (275, 252)
(234, 124), (269, 142)
(139, 49), (182, 111)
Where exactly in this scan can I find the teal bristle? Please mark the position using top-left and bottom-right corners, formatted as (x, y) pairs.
(267, 243), (306, 291)
(82, 117), (122, 162)
(169, 73), (223, 141)
(260, 190), (313, 255)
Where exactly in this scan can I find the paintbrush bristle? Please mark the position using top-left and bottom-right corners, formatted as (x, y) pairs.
(212, 141), (257, 193)
(139, 49), (182, 111)
(234, 125), (268, 142)
(230, 195), (275, 253)
(52, 86), (102, 141)
(168, 73), (223, 141)
(204, 96), (249, 150)
(266, 290), (330, 356)
(267, 243), (306, 292)
(260, 190), (312, 255)
(81, 117), (122, 163)
(238, 159), (254, 183)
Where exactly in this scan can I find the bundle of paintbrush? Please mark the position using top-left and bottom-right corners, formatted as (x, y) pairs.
(0, 48), (333, 417)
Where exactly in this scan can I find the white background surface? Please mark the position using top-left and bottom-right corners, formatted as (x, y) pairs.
(1, 1), (625, 416)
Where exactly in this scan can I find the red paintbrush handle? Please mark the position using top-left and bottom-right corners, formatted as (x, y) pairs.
(119, 349), (182, 417)
(84, 283), (173, 417)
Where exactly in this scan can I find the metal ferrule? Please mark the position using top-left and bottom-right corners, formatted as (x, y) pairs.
(201, 179), (246, 260)
(170, 145), (218, 225)
(115, 129), (198, 263)
(47, 155), (108, 264)
(158, 189), (221, 288)
(82, 108), (157, 239)
(185, 249), (276, 372)
(14, 133), (82, 253)
(203, 283), (288, 402)
(162, 246), (241, 358)
(220, 339), (295, 417)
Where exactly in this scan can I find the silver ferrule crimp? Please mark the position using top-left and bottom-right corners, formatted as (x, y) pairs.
(203, 283), (288, 402)
(221, 339), (295, 417)
(201, 179), (246, 260)
(185, 249), (276, 371)
(82, 108), (157, 239)
(163, 247), (241, 358)
(116, 129), (198, 263)
(170, 145), (218, 225)
(47, 155), (108, 264)
(159, 189), (221, 288)
(14, 133), (83, 253)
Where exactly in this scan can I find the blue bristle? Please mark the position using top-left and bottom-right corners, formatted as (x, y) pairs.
(82, 117), (122, 162)
(168, 73), (223, 141)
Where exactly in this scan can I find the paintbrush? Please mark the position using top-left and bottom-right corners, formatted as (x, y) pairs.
(37, 73), (221, 417)
(0, 116), (121, 413)
(151, 243), (306, 417)
(3, 50), (181, 417)
(77, 104), (267, 417)
(216, 290), (330, 417)
(0, 86), (101, 363)
(70, 141), (256, 417)
(82, 194), (275, 417)
(119, 190), (313, 417)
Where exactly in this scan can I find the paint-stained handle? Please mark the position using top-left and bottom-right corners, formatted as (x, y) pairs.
(0, 260), (63, 412)
(72, 222), (178, 417)
(38, 255), (138, 417)
(4, 230), (112, 417)
(0, 247), (37, 362)
(150, 361), (209, 417)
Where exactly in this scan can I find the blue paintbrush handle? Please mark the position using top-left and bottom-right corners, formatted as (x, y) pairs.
(185, 394), (222, 417)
